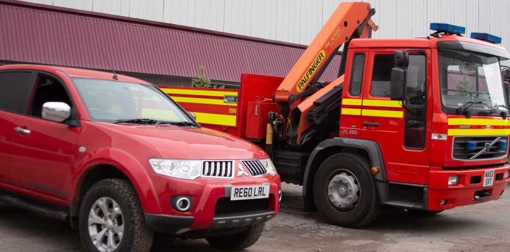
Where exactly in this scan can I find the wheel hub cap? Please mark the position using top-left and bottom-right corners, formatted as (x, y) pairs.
(88, 197), (124, 252)
(327, 172), (360, 210)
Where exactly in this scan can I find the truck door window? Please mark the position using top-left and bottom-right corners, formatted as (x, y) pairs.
(0, 71), (34, 114)
(349, 53), (365, 96)
(370, 55), (393, 97)
(29, 74), (73, 121)
(404, 54), (427, 150)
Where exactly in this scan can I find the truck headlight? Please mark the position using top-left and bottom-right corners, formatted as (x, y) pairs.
(260, 158), (278, 176)
(149, 159), (201, 180)
(448, 175), (459, 186)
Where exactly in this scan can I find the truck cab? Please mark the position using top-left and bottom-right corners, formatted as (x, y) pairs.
(331, 24), (510, 213)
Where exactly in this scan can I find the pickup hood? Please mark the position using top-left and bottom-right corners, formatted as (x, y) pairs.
(97, 123), (267, 160)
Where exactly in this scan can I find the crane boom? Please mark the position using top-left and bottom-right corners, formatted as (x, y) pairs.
(273, 2), (378, 145)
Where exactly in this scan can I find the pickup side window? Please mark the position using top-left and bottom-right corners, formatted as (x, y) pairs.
(28, 73), (73, 121)
(0, 71), (34, 114)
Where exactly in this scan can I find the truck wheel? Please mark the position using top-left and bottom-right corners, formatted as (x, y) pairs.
(206, 223), (265, 251)
(313, 153), (382, 228)
(79, 179), (154, 252)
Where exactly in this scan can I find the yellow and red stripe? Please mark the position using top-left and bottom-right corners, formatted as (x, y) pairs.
(160, 87), (239, 127)
(340, 98), (404, 118)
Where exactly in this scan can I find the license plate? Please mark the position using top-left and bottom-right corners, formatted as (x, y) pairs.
(230, 184), (270, 201)
(483, 169), (495, 187)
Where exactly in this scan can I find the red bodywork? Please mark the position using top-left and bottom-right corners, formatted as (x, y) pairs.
(168, 34), (510, 213)
(0, 64), (280, 233)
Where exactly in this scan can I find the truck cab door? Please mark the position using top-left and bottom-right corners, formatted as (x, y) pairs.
(360, 49), (431, 185)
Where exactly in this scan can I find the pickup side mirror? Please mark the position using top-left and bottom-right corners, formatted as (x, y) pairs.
(42, 102), (71, 122)
(390, 51), (409, 101)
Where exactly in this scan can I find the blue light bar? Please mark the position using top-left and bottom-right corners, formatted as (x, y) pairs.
(430, 23), (465, 35)
(470, 32), (502, 44)
(466, 141), (477, 151)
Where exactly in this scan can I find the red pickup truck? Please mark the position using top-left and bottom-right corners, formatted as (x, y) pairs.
(0, 64), (281, 252)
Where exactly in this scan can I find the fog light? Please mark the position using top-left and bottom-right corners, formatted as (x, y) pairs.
(505, 170), (510, 179)
(171, 196), (192, 212)
(440, 199), (447, 205)
(448, 175), (459, 186)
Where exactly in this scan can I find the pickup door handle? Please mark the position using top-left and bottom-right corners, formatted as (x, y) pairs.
(14, 127), (31, 135)
(363, 122), (380, 127)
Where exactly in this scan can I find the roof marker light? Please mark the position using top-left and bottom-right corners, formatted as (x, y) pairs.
(430, 23), (465, 35)
(470, 32), (502, 44)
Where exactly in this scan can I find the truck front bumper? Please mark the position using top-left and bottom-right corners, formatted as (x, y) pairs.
(427, 164), (510, 210)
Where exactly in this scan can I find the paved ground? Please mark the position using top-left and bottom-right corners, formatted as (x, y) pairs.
(1, 183), (510, 252)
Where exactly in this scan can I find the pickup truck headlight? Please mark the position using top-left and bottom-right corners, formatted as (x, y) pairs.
(260, 158), (278, 176)
(149, 159), (201, 180)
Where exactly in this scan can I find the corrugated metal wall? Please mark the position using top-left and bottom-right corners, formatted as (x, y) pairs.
(20, 0), (510, 55)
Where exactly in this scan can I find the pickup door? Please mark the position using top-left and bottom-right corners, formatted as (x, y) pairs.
(0, 70), (36, 184)
(10, 71), (79, 201)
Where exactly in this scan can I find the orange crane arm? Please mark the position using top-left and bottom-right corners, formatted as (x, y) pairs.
(273, 2), (377, 145)
(275, 2), (377, 112)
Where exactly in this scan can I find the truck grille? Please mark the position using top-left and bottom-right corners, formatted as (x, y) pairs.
(202, 161), (234, 178)
(242, 160), (267, 176)
(214, 198), (269, 215)
(453, 136), (508, 160)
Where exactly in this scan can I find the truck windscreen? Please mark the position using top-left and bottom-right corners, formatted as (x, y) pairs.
(438, 49), (507, 115)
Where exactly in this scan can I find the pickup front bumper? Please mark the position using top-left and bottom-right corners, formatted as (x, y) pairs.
(145, 210), (275, 235)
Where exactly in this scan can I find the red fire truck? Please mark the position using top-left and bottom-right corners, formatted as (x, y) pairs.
(161, 2), (510, 227)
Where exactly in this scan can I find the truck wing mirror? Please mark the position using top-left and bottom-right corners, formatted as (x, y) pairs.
(394, 51), (409, 67)
(390, 68), (406, 100)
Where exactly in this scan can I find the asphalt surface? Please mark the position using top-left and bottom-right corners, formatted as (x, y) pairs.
(1, 183), (510, 252)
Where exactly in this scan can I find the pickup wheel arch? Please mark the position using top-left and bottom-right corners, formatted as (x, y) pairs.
(70, 150), (161, 229)
(302, 138), (386, 212)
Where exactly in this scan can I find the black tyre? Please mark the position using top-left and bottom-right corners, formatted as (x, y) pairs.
(206, 223), (265, 251)
(313, 153), (382, 228)
(79, 178), (154, 252)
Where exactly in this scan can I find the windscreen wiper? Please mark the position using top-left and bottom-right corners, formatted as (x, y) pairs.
(164, 121), (197, 126)
(113, 118), (162, 124)
(113, 118), (197, 127)
(457, 101), (486, 116)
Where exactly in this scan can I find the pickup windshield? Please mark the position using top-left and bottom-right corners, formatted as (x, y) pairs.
(72, 78), (196, 125)
(439, 49), (507, 115)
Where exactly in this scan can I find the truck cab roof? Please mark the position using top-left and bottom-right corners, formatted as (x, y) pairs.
(350, 34), (509, 56)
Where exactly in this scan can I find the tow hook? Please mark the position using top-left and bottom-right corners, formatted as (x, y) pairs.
(474, 190), (491, 201)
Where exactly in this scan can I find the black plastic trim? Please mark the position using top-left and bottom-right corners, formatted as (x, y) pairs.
(145, 214), (194, 235)
(210, 210), (275, 230)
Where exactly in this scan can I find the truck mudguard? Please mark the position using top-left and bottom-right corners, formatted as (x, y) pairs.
(302, 137), (387, 210)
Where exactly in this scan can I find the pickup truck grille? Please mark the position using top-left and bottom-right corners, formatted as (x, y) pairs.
(242, 160), (267, 176)
(202, 161), (234, 178)
(214, 198), (269, 215)
(453, 136), (508, 160)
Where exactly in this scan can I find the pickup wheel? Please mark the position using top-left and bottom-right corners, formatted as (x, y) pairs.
(206, 223), (265, 251)
(79, 179), (154, 252)
(313, 153), (382, 228)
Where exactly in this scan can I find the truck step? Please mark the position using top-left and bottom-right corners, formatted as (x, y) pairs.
(272, 150), (310, 185)
(0, 195), (68, 221)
